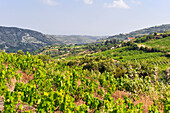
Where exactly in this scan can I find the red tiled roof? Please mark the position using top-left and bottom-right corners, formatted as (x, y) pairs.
(128, 37), (135, 39)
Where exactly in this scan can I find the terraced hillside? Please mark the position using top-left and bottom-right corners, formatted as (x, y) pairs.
(106, 24), (170, 41)
(0, 46), (169, 112)
(141, 36), (170, 52)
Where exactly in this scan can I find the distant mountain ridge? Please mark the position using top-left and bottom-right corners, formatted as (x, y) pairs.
(1, 24), (170, 53)
(49, 35), (106, 45)
(0, 26), (102, 53)
(107, 24), (170, 40)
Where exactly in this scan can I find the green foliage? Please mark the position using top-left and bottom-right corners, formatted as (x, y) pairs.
(142, 36), (170, 52)
(0, 36), (169, 113)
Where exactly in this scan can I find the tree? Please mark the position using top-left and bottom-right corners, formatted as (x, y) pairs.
(145, 47), (148, 52)
(140, 46), (145, 51)
(151, 48), (155, 52)
(135, 38), (141, 43)
(132, 44), (138, 50)
(154, 32), (158, 36)
(105, 40), (110, 45)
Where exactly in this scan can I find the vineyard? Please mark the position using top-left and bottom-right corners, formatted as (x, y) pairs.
(0, 32), (170, 113)
(141, 36), (170, 52)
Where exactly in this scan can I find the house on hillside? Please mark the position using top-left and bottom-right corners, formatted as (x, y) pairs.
(111, 47), (115, 50)
(128, 37), (135, 41)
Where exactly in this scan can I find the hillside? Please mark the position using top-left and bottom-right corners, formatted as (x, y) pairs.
(65, 32), (170, 71)
(140, 36), (170, 52)
(34, 31), (170, 71)
(0, 26), (59, 53)
(34, 31), (170, 60)
(33, 38), (120, 58)
(0, 32), (169, 112)
(0, 26), (102, 53)
(1, 24), (170, 53)
(49, 35), (105, 45)
(106, 24), (170, 40)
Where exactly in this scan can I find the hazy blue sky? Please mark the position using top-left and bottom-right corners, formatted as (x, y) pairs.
(0, 0), (170, 36)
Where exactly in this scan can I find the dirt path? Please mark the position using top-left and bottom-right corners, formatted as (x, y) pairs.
(137, 44), (146, 48)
